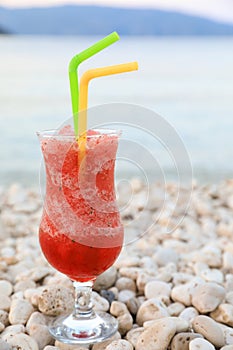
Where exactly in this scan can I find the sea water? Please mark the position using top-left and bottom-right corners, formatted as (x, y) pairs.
(0, 35), (233, 186)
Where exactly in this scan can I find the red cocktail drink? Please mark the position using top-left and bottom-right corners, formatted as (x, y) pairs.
(38, 128), (123, 282)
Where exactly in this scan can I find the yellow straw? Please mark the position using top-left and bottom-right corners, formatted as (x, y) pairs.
(79, 62), (138, 136)
(77, 62), (138, 161)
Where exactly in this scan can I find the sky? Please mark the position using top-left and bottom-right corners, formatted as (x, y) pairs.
(0, 0), (233, 24)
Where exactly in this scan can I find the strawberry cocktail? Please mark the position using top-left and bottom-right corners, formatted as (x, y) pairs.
(38, 127), (123, 343)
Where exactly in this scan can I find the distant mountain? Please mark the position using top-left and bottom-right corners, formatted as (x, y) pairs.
(0, 24), (8, 34)
(0, 5), (233, 36)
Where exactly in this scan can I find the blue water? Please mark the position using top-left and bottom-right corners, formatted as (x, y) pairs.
(0, 35), (233, 185)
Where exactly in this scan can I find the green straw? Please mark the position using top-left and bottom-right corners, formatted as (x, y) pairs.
(69, 32), (120, 137)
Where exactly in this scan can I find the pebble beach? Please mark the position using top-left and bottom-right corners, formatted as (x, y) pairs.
(1, 179), (233, 350)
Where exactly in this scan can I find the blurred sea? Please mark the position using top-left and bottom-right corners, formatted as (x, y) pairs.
(0, 35), (233, 186)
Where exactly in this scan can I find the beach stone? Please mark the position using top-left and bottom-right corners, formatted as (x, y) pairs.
(14, 279), (36, 292)
(105, 339), (133, 350)
(200, 268), (224, 284)
(9, 299), (34, 324)
(136, 271), (152, 292)
(144, 316), (189, 332)
(100, 290), (116, 305)
(92, 291), (109, 312)
(226, 292), (233, 305)
(167, 302), (185, 316)
(226, 275), (233, 292)
(154, 248), (178, 266)
(192, 282), (225, 313)
(223, 252), (233, 272)
(189, 338), (215, 350)
(193, 262), (209, 276)
(119, 267), (141, 280)
(0, 310), (9, 326)
(170, 332), (203, 350)
(126, 297), (141, 315)
(26, 311), (47, 333)
(0, 339), (11, 350)
(24, 287), (45, 307)
(179, 307), (199, 324)
(171, 278), (204, 306)
(126, 327), (144, 348)
(115, 277), (136, 292)
(55, 344), (89, 350)
(220, 323), (233, 345)
(44, 347), (60, 350)
(94, 267), (117, 291)
(115, 256), (141, 269)
(0, 281), (13, 296)
(144, 280), (171, 299)
(118, 290), (135, 303)
(92, 332), (121, 350)
(11, 291), (24, 300)
(28, 324), (54, 349)
(192, 246), (222, 268)
(221, 346), (233, 350)
(192, 315), (225, 348)
(172, 272), (193, 286)
(118, 312), (133, 335)
(136, 298), (169, 326)
(1, 324), (25, 340)
(17, 267), (51, 282)
(4, 333), (38, 350)
(55, 341), (90, 349)
(136, 317), (176, 350)
(0, 321), (5, 332)
(110, 301), (128, 317)
(211, 303), (233, 326)
(0, 296), (11, 311)
(38, 286), (74, 316)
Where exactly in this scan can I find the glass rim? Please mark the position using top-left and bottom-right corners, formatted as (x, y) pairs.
(36, 128), (122, 139)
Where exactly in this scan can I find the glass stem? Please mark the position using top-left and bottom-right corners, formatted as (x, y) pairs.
(73, 281), (95, 319)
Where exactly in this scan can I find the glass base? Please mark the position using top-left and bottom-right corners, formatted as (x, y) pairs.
(49, 311), (118, 345)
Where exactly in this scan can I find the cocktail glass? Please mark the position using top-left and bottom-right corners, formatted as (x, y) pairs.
(37, 128), (124, 344)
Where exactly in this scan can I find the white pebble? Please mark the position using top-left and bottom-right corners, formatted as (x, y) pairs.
(136, 298), (169, 326)
(92, 291), (109, 312)
(0, 339), (11, 350)
(118, 290), (135, 303)
(0, 295), (11, 311)
(167, 302), (185, 316)
(115, 277), (136, 292)
(9, 298), (34, 324)
(93, 266), (117, 291)
(211, 303), (233, 327)
(145, 280), (171, 299)
(92, 332), (121, 350)
(0, 280), (13, 296)
(5, 333), (39, 350)
(126, 327), (144, 348)
(179, 307), (199, 324)
(154, 248), (178, 266)
(192, 282), (225, 313)
(189, 338), (215, 350)
(171, 278), (204, 306)
(136, 317), (176, 350)
(192, 315), (225, 348)
(201, 268), (224, 284)
(106, 339), (133, 350)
